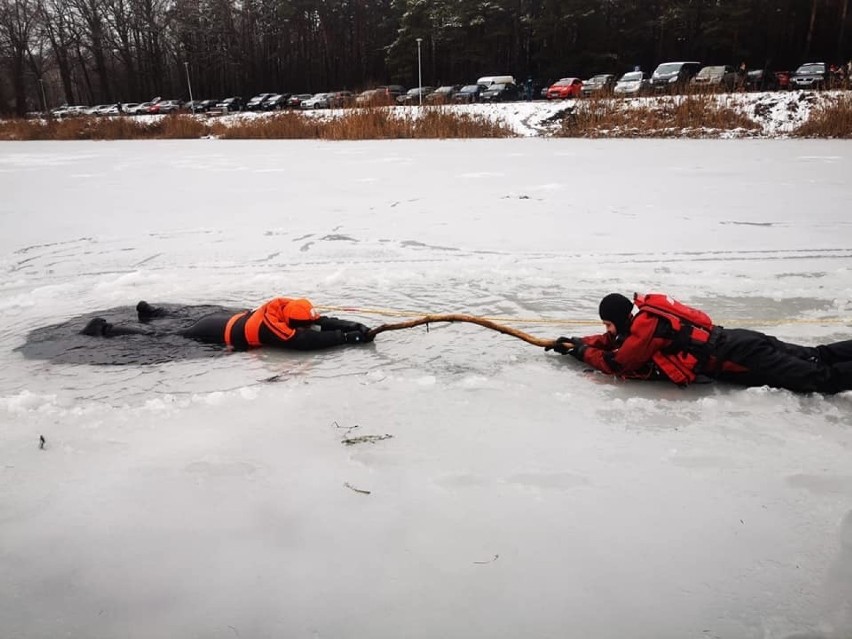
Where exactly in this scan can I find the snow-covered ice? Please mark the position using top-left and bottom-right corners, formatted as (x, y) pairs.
(1, 139), (851, 638)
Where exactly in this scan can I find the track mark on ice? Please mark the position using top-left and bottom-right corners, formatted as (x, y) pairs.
(135, 253), (162, 267)
(720, 221), (778, 227)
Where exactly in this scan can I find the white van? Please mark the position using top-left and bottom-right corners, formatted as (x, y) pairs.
(476, 75), (516, 87)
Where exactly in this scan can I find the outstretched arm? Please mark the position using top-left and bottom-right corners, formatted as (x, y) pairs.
(285, 326), (372, 350)
(579, 314), (664, 375)
(286, 328), (348, 350)
(316, 316), (370, 334)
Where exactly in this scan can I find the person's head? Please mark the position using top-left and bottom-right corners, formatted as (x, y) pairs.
(284, 298), (320, 326)
(598, 293), (634, 336)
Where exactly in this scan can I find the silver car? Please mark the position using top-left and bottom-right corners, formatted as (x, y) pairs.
(613, 71), (650, 96)
(301, 93), (331, 109)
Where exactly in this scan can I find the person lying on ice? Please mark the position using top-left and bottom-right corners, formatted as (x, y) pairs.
(547, 292), (852, 394)
(81, 298), (373, 350)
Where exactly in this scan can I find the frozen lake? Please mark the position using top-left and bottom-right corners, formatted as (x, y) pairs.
(1, 139), (851, 638)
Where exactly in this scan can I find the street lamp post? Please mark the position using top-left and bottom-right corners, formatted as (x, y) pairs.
(416, 37), (423, 106)
(184, 61), (195, 113)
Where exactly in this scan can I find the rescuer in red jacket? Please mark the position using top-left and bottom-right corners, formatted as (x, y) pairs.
(81, 298), (372, 350)
(548, 293), (852, 394)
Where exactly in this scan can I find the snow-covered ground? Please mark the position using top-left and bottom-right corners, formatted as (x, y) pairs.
(1, 139), (851, 639)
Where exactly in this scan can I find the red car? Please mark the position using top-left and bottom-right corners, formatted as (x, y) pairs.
(546, 77), (583, 100)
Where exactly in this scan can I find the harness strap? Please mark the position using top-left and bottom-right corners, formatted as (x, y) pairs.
(244, 308), (265, 347)
(224, 311), (249, 348)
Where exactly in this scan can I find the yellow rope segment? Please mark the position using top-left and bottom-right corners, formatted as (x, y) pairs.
(316, 305), (849, 327)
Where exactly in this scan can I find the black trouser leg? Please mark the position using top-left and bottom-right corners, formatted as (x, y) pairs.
(815, 340), (852, 366)
(180, 313), (231, 345)
(715, 329), (840, 393)
(81, 317), (154, 337)
(825, 361), (852, 393)
(136, 301), (166, 322)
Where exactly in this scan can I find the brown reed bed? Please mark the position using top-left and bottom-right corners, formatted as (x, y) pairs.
(212, 107), (514, 139)
(555, 93), (760, 138)
(0, 107), (514, 141)
(792, 94), (852, 138)
(0, 114), (208, 140)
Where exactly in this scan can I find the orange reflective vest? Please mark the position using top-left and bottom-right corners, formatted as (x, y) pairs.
(224, 297), (318, 349)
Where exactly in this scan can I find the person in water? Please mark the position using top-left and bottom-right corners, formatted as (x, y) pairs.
(81, 298), (373, 350)
(548, 292), (852, 394)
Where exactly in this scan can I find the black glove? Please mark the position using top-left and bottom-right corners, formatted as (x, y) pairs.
(344, 331), (368, 345)
(344, 322), (374, 342)
(545, 336), (575, 355)
(568, 341), (587, 361)
(353, 322), (370, 334)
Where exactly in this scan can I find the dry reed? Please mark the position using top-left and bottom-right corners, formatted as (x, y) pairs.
(213, 107), (514, 139)
(1, 108), (513, 141)
(792, 94), (852, 138)
(555, 93), (760, 138)
(0, 114), (210, 140)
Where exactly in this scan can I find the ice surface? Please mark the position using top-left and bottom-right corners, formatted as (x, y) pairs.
(1, 139), (851, 639)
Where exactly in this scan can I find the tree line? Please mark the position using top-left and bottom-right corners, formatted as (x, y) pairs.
(0, 0), (849, 115)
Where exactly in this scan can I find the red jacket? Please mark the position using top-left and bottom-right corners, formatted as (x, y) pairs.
(578, 313), (669, 379)
(576, 312), (744, 384)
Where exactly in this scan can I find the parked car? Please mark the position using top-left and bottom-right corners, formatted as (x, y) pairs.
(287, 93), (313, 108)
(477, 75), (516, 87)
(613, 71), (650, 96)
(50, 104), (88, 117)
(691, 65), (737, 91)
(452, 84), (486, 104)
(328, 91), (355, 108)
(213, 97), (244, 113)
(186, 99), (220, 113)
(246, 93), (276, 110)
(261, 94), (291, 110)
(396, 86), (436, 105)
(100, 103), (128, 115)
(128, 101), (157, 115)
(378, 85), (406, 100)
(301, 93), (331, 109)
(424, 85), (461, 104)
(480, 82), (520, 103)
(356, 89), (386, 106)
(546, 77), (583, 100)
(83, 104), (113, 115)
(650, 61), (702, 92)
(789, 62), (829, 90)
(744, 69), (781, 91)
(147, 99), (183, 114)
(581, 74), (616, 97)
(184, 100), (205, 113)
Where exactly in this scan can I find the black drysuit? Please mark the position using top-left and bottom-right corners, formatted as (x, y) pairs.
(82, 301), (371, 351)
(709, 328), (852, 394)
(575, 314), (852, 395)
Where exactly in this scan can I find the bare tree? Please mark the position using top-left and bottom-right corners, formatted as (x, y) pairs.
(0, 0), (39, 114)
(66, 0), (113, 102)
(38, 0), (81, 104)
